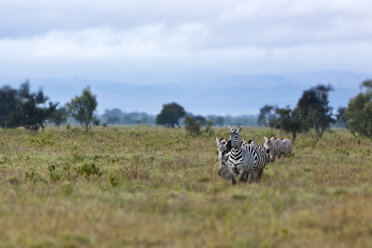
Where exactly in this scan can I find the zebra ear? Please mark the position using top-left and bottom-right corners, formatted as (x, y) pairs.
(216, 137), (220, 145)
(238, 126), (242, 132)
(264, 136), (268, 142)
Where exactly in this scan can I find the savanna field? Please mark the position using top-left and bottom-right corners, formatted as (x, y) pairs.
(0, 126), (371, 248)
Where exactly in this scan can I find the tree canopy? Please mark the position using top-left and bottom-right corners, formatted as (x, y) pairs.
(67, 87), (98, 131)
(1, 82), (57, 131)
(345, 80), (372, 137)
(156, 102), (186, 127)
(296, 84), (335, 138)
(0, 85), (18, 128)
(258, 105), (277, 127)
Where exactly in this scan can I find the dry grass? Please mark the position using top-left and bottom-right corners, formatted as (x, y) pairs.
(0, 126), (371, 247)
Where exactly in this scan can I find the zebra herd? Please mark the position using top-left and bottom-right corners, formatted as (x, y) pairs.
(216, 126), (292, 184)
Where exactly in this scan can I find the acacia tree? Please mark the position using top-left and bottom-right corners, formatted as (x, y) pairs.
(296, 84), (335, 138)
(67, 87), (98, 131)
(274, 106), (302, 142)
(7, 82), (57, 132)
(156, 102), (185, 127)
(345, 80), (372, 137)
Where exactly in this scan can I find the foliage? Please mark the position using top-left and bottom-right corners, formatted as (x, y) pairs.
(184, 116), (214, 136)
(6, 82), (57, 132)
(156, 102), (186, 127)
(75, 161), (103, 179)
(184, 116), (201, 136)
(49, 105), (68, 127)
(193, 115), (207, 126)
(258, 105), (277, 127)
(345, 80), (372, 137)
(274, 106), (302, 141)
(296, 84), (335, 138)
(48, 164), (62, 182)
(0, 85), (18, 128)
(67, 87), (98, 131)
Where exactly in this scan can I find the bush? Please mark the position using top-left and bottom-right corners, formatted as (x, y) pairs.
(184, 116), (200, 136)
(75, 161), (103, 179)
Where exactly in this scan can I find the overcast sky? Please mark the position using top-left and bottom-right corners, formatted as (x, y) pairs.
(1, 0), (371, 114)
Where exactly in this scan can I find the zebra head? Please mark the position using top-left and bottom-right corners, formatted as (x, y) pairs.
(264, 136), (274, 160)
(228, 126), (242, 149)
(216, 137), (230, 159)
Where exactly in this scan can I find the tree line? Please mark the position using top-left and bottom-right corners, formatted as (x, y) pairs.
(1, 80), (371, 137)
(0, 82), (98, 131)
(257, 81), (372, 140)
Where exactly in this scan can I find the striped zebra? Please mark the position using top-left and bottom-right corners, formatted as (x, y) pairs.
(243, 139), (270, 182)
(215, 137), (236, 184)
(227, 126), (263, 183)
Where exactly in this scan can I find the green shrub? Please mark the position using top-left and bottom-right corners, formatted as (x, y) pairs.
(109, 173), (120, 187)
(48, 164), (62, 182)
(75, 161), (103, 179)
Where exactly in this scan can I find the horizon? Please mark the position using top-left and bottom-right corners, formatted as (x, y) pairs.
(0, 71), (366, 116)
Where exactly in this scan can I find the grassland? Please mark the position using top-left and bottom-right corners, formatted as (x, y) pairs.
(0, 126), (371, 248)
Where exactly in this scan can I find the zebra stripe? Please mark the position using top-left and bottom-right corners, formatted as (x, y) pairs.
(243, 141), (269, 182)
(216, 137), (236, 184)
(227, 126), (257, 183)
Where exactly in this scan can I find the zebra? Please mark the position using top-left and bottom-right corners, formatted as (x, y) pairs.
(215, 137), (236, 184)
(278, 138), (292, 158)
(227, 126), (260, 183)
(268, 137), (283, 162)
(264, 136), (276, 162)
(243, 139), (270, 182)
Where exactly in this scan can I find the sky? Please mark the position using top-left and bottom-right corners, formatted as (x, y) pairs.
(0, 0), (371, 115)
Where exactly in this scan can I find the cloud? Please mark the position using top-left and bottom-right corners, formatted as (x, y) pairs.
(0, 0), (372, 82)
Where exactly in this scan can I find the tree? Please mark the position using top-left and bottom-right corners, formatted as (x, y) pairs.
(0, 85), (18, 128)
(193, 115), (207, 126)
(258, 105), (277, 127)
(184, 116), (201, 136)
(296, 84), (335, 138)
(274, 106), (302, 141)
(49, 105), (68, 127)
(345, 80), (372, 137)
(156, 102), (186, 127)
(67, 87), (98, 131)
(7, 82), (57, 132)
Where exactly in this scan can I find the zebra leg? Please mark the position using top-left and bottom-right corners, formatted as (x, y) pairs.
(257, 169), (264, 182)
(229, 167), (237, 185)
(238, 169), (248, 183)
(248, 172), (255, 183)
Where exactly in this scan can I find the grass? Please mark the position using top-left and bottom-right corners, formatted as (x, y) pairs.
(0, 126), (371, 247)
